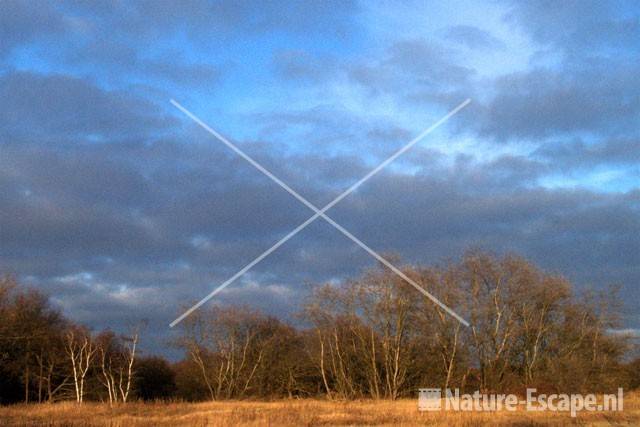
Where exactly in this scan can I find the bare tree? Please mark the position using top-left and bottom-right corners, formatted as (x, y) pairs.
(177, 306), (286, 400)
(352, 268), (415, 399)
(65, 328), (96, 403)
(118, 330), (138, 402)
(96, 328), (139, 404)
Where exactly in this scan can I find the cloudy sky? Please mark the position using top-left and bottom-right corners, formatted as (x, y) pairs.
(1, 0), (638, 357)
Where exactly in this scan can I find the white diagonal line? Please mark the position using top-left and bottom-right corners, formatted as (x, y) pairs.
(170, 212), (323, 327)
(318, 215), (469, 326)
(170, 99), (470, 327)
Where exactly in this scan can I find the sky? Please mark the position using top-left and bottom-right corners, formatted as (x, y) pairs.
(1, 0), (638, 358)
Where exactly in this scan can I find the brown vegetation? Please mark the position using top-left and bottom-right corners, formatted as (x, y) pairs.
(0, 394), (639, 426)
(175, 251), (637, 400)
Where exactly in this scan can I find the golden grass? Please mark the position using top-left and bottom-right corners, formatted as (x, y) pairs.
(1, 394), (638, 426)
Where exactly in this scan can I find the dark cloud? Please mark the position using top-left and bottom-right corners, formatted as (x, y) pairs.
(247, 104), (423, 170)
(349, 39), (475, 101)
(0, 71), (175, 141)
(535, 138), (640, 168)
(62, 39), (222, 88)
(475, 62), (640, 140)
(0, 0), (65, 58)
(384, 40), (475, 84)
(503, 0), (640, 55)
(272, 40), (475, 108)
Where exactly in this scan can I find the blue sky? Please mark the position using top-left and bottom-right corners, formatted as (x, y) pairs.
(1, 0), (638, 356)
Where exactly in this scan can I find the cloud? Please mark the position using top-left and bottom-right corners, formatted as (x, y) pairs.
(475, 62), (640, 140)
(62, 39), (222, 88)
(54, 0), (360, 51)
(503, 0), (640, 55)
(272, 50), (340, 83)
(442, 25), (506, 50)
(534, 138), (640, 168)
(348, 39), (475, 101)
(0, 0), (65, 58)
(0, 71), (175, 141)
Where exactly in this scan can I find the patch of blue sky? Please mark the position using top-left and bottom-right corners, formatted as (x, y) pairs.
(538, 166), (639, 193)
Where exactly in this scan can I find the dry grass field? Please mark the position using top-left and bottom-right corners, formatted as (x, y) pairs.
(1, 394), (639, 427)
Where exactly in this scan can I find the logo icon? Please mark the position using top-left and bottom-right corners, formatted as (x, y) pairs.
(419, 388), (442, 411)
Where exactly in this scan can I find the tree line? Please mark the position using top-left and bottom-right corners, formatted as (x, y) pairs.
(1, 251), (638, 404)
(0, 277), (170, 404)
